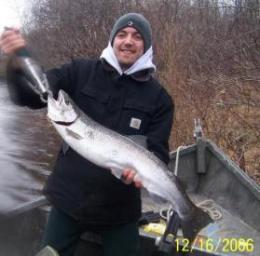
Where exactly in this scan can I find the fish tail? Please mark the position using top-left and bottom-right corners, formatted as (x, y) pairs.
(181, 206), (213, 243)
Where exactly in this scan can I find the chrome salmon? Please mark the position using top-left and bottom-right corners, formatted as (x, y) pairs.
(47, 90), (212, 241)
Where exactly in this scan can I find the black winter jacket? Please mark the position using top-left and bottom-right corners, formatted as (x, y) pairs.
(7, 58), (174, 228)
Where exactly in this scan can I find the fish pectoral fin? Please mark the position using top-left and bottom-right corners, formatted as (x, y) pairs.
(111, 168), (123, 179)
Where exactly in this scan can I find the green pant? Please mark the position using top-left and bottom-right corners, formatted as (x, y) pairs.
(41, 208), (140, 256)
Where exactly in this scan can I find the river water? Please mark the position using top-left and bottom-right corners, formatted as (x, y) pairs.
(0, 80), (59, 216)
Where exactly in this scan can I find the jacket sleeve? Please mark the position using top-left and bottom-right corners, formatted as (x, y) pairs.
(147, 88), (174, 164)
(6, 57), (77, 109)
(6, 57), (46, 109)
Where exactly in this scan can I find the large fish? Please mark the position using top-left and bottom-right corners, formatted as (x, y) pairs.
(47, 90), (212, 241)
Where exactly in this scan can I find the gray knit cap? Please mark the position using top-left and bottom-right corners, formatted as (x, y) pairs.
(110, 13), (152, 52)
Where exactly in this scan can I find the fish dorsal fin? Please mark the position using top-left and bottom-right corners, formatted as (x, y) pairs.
(127, 135), (148, 149)
(111, 168), (123, 179)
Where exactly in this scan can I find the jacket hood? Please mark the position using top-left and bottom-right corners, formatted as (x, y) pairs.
(100, 42), (156, 78)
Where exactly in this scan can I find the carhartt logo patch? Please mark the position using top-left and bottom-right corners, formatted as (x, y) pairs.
(130, 118), (142, 130)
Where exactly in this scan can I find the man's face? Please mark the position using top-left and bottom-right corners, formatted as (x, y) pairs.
(113, 27), (144, 70)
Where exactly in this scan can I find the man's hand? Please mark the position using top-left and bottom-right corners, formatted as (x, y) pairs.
(0, 27), (26, 55)
(121, 169), (143, 188)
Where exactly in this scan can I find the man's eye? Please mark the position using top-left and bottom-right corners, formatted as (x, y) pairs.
(117, 33), (125, 38)
(135, 34), (142, 40)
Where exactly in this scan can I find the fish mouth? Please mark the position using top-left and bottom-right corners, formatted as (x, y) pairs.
(54, 119), (78, 126)
(57, 90), (70, 106)
(47, 90), (79, 124)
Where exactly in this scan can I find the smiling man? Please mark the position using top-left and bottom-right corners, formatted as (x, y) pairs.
(113, 26), (144, 69)
(0, 13), (174, 256)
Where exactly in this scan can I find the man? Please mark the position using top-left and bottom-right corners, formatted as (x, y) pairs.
(0, 13), (174, 256)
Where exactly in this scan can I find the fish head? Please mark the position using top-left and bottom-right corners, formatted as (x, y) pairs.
(47, 90), (79, 124)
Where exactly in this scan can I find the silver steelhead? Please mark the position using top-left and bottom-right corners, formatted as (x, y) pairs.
(47, 90), (212, 241)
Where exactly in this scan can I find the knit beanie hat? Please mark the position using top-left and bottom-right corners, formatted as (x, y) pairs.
(110, 13), (152, 53)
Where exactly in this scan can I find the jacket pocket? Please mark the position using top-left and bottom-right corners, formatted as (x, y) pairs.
(119, 101), (154, 134)
(81, 86), (110, 103)
(77, 86), (111, 122)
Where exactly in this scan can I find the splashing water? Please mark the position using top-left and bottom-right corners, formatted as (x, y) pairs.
(0, 81), (59, 216)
